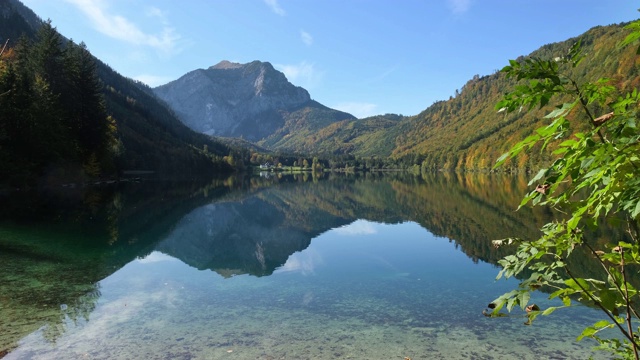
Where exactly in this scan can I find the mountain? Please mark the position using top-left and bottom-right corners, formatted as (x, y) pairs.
(320, 23), (640, 168)
(197, 22), (637, 170)
(0, 0), (235, 185)
(5, 0), (636, 174)
(153, 60), (356, 144)
(95, 60), (235, 177)
(389, 23), (640, 170)
(155, 195), (332, 277)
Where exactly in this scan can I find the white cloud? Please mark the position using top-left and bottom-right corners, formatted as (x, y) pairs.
(275, 61), (323, 89)
(137, 251), (178, 264)
(145, 6), (167, 22)
(448, 0), (471, 14)
(65, 0), (182, 55)
(300, 30), (313, 46)
(133, 74), (174, 87)
(264, 0), (286, 16)
(333, 102), (378, 119)
(276, 249), (322, 275)
(333, 220), (378, 236)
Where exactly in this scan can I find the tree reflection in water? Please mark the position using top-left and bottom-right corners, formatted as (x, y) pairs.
(0, 172), (626, 354)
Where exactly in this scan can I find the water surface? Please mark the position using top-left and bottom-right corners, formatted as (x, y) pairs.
(0, 174), (614, 359)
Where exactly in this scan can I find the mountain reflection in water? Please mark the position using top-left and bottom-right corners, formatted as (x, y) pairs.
(0, 173), (620, 358)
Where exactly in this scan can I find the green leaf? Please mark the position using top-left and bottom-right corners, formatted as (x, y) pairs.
(598, 288), (619, 312)
(518, 291), (531, 310)
(567, 215), (581, 231)
(549, 289), (564, 299)
(565, 278), (590, 291)
(620, 20), (640, 52)
(542, 307), (558, 315)
(528, 168), (547, 186)
(552, 147), (569, 155)
(608, 267), (623, 287)
(632, 200), (640, 219)
(494, 152), (509, 168)
(544, 103), (573, 119)
(594, 320), (610, 328)
(522, 133), (542, 146)
(577, 326), (597, 341)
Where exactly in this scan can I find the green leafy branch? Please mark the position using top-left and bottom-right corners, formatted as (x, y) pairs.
(490, 19), (640, 360)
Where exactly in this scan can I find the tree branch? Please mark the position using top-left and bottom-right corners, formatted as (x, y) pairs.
(0, 39), (8, 57)
(562, 261), (638, 348)
(620, 247), (639, 360)
(584, 242), (640, 319)
(569, 78), (606, 142)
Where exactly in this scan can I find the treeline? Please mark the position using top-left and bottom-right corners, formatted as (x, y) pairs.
(238, 147), (431, 173)
(0, 21), (117, 185)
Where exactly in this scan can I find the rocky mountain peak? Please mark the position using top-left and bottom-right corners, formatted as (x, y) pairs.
(210, 60), (244, 70)
(153, 60), (315, 139)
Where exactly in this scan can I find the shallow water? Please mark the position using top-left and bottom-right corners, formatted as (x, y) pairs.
(0, 175), (617, 359)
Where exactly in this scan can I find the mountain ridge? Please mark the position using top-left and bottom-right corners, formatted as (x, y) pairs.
(259, 21), (640, 169)
(153, 60), (356, 143)
(152, 22), (640, 170)
(4, 0), (638, 173)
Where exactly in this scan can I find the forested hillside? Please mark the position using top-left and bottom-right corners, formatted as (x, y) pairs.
(392, 23), (640, 170)
(0, 0), (235, 187)
(257, 100), (367, 152)
(271, 22), (640, 170)
(262, 113), (405, 156)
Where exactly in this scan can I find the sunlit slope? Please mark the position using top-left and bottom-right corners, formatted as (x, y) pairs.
(295, 23), (640, 168)
(392, 23), (640, 168)
(261, 113), (405, 156)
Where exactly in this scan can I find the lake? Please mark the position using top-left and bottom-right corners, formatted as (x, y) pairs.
(0, 173), (615, 359)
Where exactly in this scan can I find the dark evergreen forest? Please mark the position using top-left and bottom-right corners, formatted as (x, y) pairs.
(0, 11), (235, 187)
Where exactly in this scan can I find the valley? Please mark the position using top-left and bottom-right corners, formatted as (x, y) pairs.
(2, 0), (638, 182)
(2, 1), (640, 358)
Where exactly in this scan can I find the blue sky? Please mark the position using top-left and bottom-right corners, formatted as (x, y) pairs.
(19, 0), (640, 118)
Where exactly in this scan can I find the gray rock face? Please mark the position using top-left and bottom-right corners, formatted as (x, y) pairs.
(153, 60), (312, 140)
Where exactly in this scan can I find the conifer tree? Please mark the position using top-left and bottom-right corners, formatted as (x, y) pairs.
(0, 21), (117, 184)
(66, 41), (114, 169)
